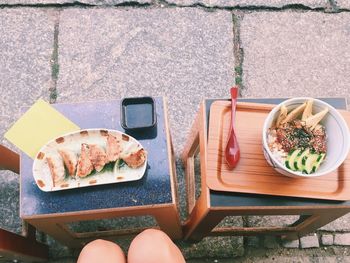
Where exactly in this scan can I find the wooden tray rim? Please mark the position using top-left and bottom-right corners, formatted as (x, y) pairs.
(206, 101), (350, 201)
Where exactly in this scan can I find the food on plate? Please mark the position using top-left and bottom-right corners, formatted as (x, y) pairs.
(88, 144), (107, 172)
(106, 134), (123, 162)
(46, 154), (65, 187)
(122, 148), (147, 168)
(76, 144), (94, 178)
(268, 99), (328, 174)
(58, 149), (78, 177)
(45, 132), (147, 187)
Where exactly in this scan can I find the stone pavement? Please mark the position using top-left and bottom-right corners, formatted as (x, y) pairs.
(0, 0), (350, 262)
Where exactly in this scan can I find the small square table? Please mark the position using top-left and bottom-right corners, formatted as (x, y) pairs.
(20, 97), (182, 248)
(182, 98), (350, 241)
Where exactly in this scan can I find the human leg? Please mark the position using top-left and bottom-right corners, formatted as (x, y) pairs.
(77, 239), (126, 263)
(127, 229), (185, 263)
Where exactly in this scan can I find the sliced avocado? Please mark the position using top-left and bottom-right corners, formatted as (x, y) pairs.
(302, 153), (320, 174)
(285, 149), (301, 171)
(295, 148), (310, 171)
(311, 153), (326, 173)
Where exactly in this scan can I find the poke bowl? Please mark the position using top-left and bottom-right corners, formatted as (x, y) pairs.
(262, 97), (350, 178)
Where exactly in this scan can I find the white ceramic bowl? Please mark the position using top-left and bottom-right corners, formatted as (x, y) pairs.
(262, 97), (350, 178)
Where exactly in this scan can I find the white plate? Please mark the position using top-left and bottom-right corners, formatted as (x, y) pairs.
(32, 129), (147, 192)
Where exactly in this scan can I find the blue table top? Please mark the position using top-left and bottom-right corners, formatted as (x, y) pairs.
(20, 98), (173, 217)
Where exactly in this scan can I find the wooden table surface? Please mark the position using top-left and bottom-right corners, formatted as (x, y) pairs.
(207, 98), (350, 207)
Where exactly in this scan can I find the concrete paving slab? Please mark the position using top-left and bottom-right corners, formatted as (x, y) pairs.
(335, 0), (350, 9)
(166, 0), (328, 8)
(0, 9), (53, 235)
(320, 213), (350, 231)
(334, 233), (350, 246)
(282, 239), (300, 248)
(0, 171), (21, 234)
(300, 234), (319, 248)
(0, 0), (328, 7)
(237, 247), (350, 262)
(246, 215), (300, 227)
(321, 234), (334, 246)
(0, 0), (152, 5)
(57, 8), (235, 154)
(240, 12), (350, 106)
(178, 236), (244, 258)
(0, 8), (54, 142)
(237, 251), (314, 263)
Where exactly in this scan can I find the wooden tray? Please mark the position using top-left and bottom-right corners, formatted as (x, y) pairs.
(206, 101), (350, 201)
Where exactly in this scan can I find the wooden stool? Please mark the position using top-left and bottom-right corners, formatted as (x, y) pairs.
(182, 98), (350, 241)
(20, 98), (182, 248)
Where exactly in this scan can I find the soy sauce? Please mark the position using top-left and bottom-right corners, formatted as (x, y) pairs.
(124, 103), (154, 128)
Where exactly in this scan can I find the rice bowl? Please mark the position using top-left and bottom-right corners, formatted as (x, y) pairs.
(262, 98), (350, 178)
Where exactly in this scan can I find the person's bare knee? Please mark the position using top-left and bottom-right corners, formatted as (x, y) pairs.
(128, 229), (185, 263)
(78, 239), (126, 263)
(134, 229), (169, 242)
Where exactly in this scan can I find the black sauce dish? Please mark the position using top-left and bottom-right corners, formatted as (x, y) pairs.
(120, 97), (157, 133)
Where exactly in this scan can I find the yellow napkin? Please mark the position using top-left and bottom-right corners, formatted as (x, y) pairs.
(5, 99), (80, 159)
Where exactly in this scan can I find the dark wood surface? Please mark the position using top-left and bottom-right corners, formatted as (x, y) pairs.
(20, 98), (173, 218)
